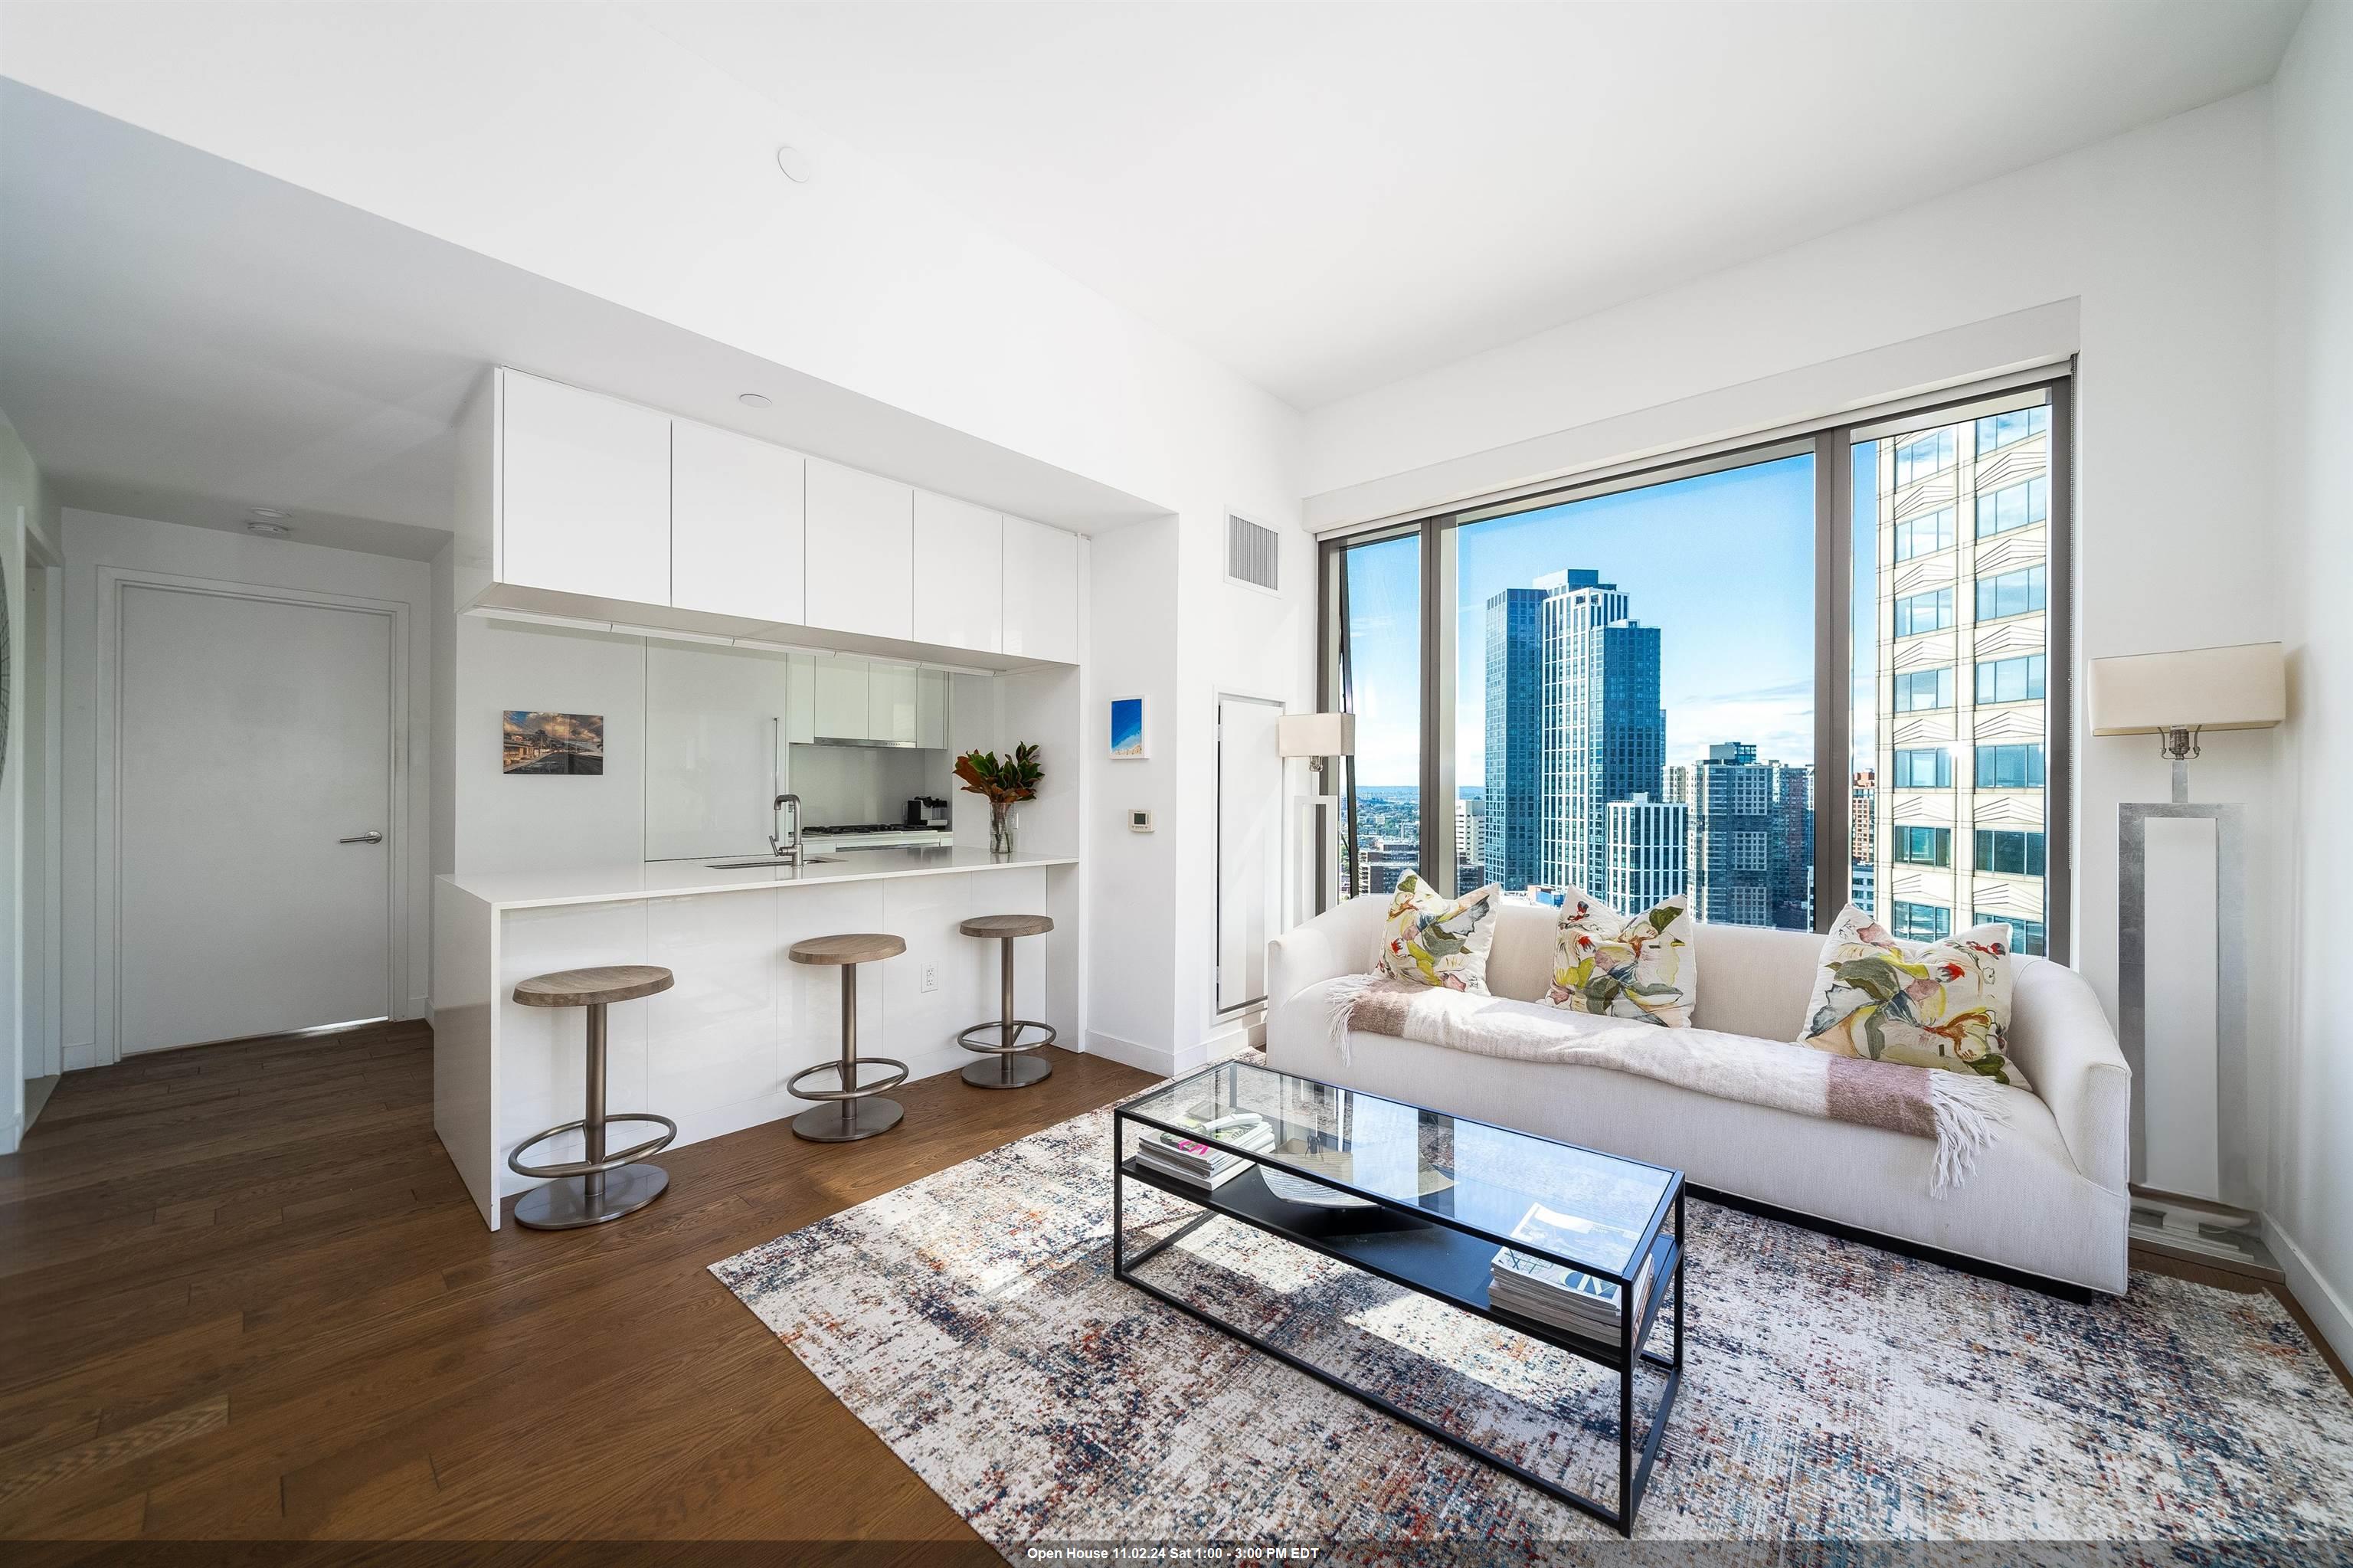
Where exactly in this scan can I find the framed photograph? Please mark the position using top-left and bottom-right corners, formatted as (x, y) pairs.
(1108, 696), (1147, 761)
(503, 710), (604, 775)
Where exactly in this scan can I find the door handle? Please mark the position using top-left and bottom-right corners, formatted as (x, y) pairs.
(339, 831), (385, 844)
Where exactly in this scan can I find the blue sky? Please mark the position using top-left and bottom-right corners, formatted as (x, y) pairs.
(1343, 454), (1818, 787)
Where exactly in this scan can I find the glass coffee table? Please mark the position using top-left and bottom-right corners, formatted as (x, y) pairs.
(1112, 1059), (1684, 1535)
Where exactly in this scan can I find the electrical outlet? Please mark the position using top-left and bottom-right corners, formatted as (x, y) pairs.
(920, 962), (939, 994)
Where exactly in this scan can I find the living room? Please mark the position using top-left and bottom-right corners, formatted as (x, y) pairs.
(1, 0), (2348, 1556)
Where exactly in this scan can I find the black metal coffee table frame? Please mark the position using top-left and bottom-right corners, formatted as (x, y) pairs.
(1111, 1061), (1684, 1537)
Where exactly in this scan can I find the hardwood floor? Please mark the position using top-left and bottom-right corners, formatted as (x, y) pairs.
(5, 1022), (2342, 1554)
(0, 1020), (1154, 1550)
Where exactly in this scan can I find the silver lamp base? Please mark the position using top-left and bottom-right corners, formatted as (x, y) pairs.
(2129, 1187), (2281, 1280)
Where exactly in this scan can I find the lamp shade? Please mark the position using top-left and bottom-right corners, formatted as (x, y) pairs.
(2089, 641), (2284, 735)
(1278, 712), (1356, 758)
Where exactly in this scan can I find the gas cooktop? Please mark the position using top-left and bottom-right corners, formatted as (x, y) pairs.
(807, 823), (948, 836)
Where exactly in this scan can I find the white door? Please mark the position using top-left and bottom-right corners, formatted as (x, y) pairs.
(1216, 696), (1285, 1013)
(671, 419), (805, 625)
(117, 586), (394, 1052)
(803, 460), (913, 640)
(498, 369), (671, 604)
(643, 641), (791, 862)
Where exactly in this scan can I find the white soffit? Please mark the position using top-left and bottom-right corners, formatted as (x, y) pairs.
(637, 0), (2305, 411)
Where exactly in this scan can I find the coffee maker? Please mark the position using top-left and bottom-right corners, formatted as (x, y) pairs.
(906, 796), (951, 830)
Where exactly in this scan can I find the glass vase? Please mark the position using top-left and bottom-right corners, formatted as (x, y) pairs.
(989, 800), (1016, 857)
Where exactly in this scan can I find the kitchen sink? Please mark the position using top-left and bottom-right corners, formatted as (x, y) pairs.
(704, 856), (844, 869)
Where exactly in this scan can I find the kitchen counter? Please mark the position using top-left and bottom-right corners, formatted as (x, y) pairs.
(432, 846), (1082, 1229)
(440, 847), (1076, 911)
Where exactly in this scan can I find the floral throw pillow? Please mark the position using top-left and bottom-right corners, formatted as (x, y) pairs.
(1544, 889), (1697, 1028)
(1798, 904), (2027, 1088)
(1376, 872), (1500, 992)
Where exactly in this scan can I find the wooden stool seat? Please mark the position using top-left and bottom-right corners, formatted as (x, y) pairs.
(957, 914), (1054, 939)
(513, 964), (675, 1007)
(788, 934), (907, 966)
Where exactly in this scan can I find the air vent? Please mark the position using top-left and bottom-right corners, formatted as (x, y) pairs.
(1226, 513), (1279, 592)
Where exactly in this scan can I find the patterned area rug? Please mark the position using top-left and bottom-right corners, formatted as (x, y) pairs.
(711, 1105), (2353, 1555)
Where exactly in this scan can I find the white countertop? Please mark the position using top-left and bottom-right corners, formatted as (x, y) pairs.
(440, 847), (1078, 911)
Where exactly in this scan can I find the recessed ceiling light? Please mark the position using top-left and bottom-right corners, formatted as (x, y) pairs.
(737, 392), (773, 408)
(248, 507), (289, 519)
(246, 519), (293, 537)
(775, 145), (813, 184)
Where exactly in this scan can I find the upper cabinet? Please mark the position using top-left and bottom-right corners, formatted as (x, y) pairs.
(1003, 514), (1080, 664)
(671, 420), (804, 625)
(805, 460), (914, 641)
(462, 368), (1083, 669)
(499, 372), (670, 603)
(912, 491), (1003, 655)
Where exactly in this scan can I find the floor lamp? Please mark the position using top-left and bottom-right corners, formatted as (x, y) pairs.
(2089, 640), (2284, 1275)
(1278, 712), (1354, 925)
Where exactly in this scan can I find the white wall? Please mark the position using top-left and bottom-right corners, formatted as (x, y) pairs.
(1305, 87), (2288, 1213)
(2267, 0), (2353, 1361)
(54, 509), (436, 1066)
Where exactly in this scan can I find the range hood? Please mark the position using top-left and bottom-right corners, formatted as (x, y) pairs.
(806, 735), (928, 750)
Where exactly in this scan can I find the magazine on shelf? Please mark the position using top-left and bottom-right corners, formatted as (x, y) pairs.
(1489, 1202), (1654, 1334)
(1131, 1112), (1276, 1188)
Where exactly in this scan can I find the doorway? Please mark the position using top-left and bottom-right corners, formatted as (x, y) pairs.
(1214, 692), (1285, 1015)
(106, 578), (405, 1054)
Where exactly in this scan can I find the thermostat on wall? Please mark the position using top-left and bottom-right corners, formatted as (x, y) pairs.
(1127, 809), (1154, 833)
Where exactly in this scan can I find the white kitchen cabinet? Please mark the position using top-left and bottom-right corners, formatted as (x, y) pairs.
(499, 371), (671, 603)
(813, 657), (871, 741)
(671, 420), (804, 624)
(784, 656), (817, 745)
(804, 460), (914, 640)
(1001, 514), (1079, 663)
(912, 491), (1003, 654)
(915, 668), (949, 750)
(643, 642), (792, 861)
(868, 663), (918, 745)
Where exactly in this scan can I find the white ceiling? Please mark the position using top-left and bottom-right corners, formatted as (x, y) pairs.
(637, 0), (2307, 411)
(0, 82), (1160, 558)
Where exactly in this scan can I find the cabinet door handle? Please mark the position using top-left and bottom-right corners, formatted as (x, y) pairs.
(339, 831), (385, 844)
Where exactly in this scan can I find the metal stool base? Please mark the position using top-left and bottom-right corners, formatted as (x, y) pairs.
(513, 1163), (669, 1229)
(791, 1096), (904, 1143)
(963, 1053), (1052, 1090)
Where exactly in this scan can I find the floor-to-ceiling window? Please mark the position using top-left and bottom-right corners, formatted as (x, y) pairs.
(1326, 375), (2071, 959)
(1336, 532), (1422, 896)
(1849, 391), (2064, 954)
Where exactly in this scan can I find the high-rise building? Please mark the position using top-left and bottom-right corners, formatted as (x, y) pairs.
(1870, 405), (2051, 953)
(1605, 795), (1687, 912)
(1848, 769), (1877, 914)
(1680, 741), (1812, 929)
(1455, 794), (1488, 892)
(1536, 571), (1664, 893)
(1482, 588), (1547, 893)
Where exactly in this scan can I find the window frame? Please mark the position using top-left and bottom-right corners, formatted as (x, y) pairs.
(1315, 370), (2073, 961)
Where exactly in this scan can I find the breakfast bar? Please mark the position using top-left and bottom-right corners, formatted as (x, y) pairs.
(432, 848), (1081, 1227)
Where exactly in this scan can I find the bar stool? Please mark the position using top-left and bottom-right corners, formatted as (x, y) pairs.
(957, 914), (1057, 1090)
(508, 964), (678, 1230)
(786, 934), (909, 1142)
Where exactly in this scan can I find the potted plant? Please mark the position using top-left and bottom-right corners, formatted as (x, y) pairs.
(954, 742), (1042, 857)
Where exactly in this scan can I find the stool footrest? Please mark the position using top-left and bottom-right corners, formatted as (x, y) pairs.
(956, 1020), (1058, 1056)
(508, 1113), (679, 1180)
(787, 1056), (910, 1102)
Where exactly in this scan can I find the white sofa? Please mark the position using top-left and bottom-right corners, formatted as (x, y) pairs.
(1265, 896), (2132, 1295)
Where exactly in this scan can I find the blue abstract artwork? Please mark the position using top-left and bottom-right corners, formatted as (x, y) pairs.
(1108, 696), (1146, 759)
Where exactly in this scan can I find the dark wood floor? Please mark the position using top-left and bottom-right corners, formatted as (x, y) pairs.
(3, 1022), (2341, 1554)
(0, 1020), (1154, 1549)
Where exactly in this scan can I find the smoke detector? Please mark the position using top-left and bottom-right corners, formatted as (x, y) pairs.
(775, 145), (814, 184)
(246, 518), (293, 537)
(737, 392), (772, 408)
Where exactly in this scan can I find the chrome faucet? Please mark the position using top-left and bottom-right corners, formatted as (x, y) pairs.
(771, 793), (804, 866)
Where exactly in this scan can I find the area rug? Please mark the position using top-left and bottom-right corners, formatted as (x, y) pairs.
(710, 1105), (2353, 1557)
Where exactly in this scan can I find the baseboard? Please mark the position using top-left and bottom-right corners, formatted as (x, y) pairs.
(63, 1038), (97, 1072)
(1, 1114), (18, 1157)
(2264, 1214), (2353, 1368)
(404, 992), (432, 1023)
(1085, 1030), (1176, 1078)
